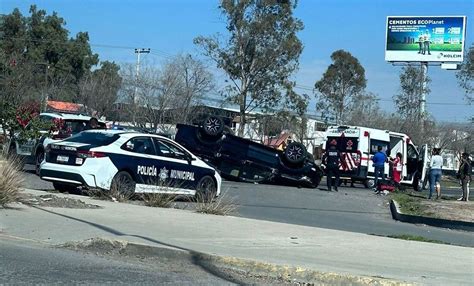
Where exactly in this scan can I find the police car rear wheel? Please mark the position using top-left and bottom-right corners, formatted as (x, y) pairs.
(111, 171), (136, 196)
(195, 176), (217, 203)
(35, 150), (44, 176)
(364, 179), (375, 189)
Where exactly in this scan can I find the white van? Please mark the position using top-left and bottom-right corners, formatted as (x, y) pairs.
(324, 125), (428, 191)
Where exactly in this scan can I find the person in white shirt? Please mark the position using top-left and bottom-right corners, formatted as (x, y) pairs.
(429, 148), (443, 199)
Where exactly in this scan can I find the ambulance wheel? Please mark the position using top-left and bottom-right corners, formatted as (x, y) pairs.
(111, 171), (136, 196)
(284, 142), (307, 165)
(422, 176), (428, 190)
(413, 175), (423, 192)
(195, 176), (217, 203)
(364, 179), (375, 189)
(53, 182), (77, 193)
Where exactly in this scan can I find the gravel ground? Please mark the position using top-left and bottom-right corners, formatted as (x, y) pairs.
(20, 193), (101, 209)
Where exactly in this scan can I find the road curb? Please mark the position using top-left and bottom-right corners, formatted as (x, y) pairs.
(390, 199), (474, 232)
(61, 237), (411, 286)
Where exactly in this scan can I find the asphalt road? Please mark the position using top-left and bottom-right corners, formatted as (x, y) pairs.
(0, 237), (237, 285)
(22, 165), (474, 247)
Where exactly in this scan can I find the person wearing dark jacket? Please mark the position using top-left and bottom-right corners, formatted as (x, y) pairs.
(457, 153), (472, 202)
(372, 146), (387, 190)
(84, 117), (99, 130)
(323, 140), (341, 192)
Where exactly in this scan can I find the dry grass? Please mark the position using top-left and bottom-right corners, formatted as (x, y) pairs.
(195, 191), (237, 216)
(84, 179), (134, 203)
(0, 156), (24, 207)
(141, 192), (176, 208)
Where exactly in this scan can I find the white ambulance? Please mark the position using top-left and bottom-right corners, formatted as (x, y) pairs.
(324, 125), (429, 191)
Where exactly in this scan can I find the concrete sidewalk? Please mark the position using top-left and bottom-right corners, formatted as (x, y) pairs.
(1, 189), (473, 285)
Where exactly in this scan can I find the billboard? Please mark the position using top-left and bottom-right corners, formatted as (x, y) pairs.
(385, 16), (466, 62)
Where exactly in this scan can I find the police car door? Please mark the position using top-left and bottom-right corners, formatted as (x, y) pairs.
(152, 138), (204, 193)
(418, 144), (429, 190)
(122, 136), (160, 192)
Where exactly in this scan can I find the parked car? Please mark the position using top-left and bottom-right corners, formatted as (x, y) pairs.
(174, 116), (323, 188)
(8, 113), (105, 174)
(39, 129), (221, 201)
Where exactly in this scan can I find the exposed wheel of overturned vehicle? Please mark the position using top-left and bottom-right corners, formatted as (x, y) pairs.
(110, 171), (136, 196)
(283, 142), (307, 165)
(195, 175), (217, 203)
(202, 115), (225, 137)
(196, 116), (226, 146)
(53, 182), (78, 193)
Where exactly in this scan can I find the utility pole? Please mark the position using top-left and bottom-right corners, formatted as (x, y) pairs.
(134, 48), (150, 103)
(420, 62), (428, 133)
(132, 48), (150, 126)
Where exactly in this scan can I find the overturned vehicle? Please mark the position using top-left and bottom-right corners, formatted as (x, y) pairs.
(174, 116), (323, 188)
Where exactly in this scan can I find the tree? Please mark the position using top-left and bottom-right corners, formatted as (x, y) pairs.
(165, 54), (214, 123)
(456, 43), (473, 104)
(0, 5), (99, 103)
(78, 61), (122, 119)
(394, 65), (430, 121)
(118, 55), (214, 129)
(194, 0), (304, 136)
(346, 92), (381, 128)
(315, 50), (367, 124)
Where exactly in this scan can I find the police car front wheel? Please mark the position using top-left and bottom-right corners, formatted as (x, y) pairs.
(195, 176), (217, 203)
(111, 171), (136, 196)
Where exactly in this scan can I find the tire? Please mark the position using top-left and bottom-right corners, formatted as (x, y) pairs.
(110, 171), (136, 196)
(53, 182), (77, 193)
(284, 142), (307, 165)
(195, 175), (217, 203)
(413, 174), (423, 192)
(422, 176), (428, 190)
(310, 174), (322, 188)
(35, 149), (44, 176)
(7, 143), (25, 170)
(364, 179), (375, 189)
(195, 128), (224, 146)
(202, 116), (225, 137)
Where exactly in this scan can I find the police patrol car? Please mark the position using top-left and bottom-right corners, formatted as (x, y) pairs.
(9, 112), (105, 174)
(39, 130), (221, 200)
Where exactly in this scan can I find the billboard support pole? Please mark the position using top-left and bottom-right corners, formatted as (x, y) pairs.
(420, 62), (428, 133)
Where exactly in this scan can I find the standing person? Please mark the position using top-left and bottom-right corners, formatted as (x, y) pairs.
(323, 140), (341, 192)
(457, 153), (471, 202)
(372, 146), (387, 190)
(391, 152), (403, 186)
(428, 148), (443, 199)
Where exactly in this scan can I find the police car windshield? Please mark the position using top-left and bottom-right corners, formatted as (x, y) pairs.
(64, 131), (120, 146)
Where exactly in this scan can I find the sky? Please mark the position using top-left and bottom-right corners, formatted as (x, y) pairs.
(1, 0), (473, 123)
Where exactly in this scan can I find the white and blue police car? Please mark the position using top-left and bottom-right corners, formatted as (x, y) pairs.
(39, 129), (221, 199)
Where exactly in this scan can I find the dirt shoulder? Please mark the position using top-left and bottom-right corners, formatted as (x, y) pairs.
(390, 192), (473, 223)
